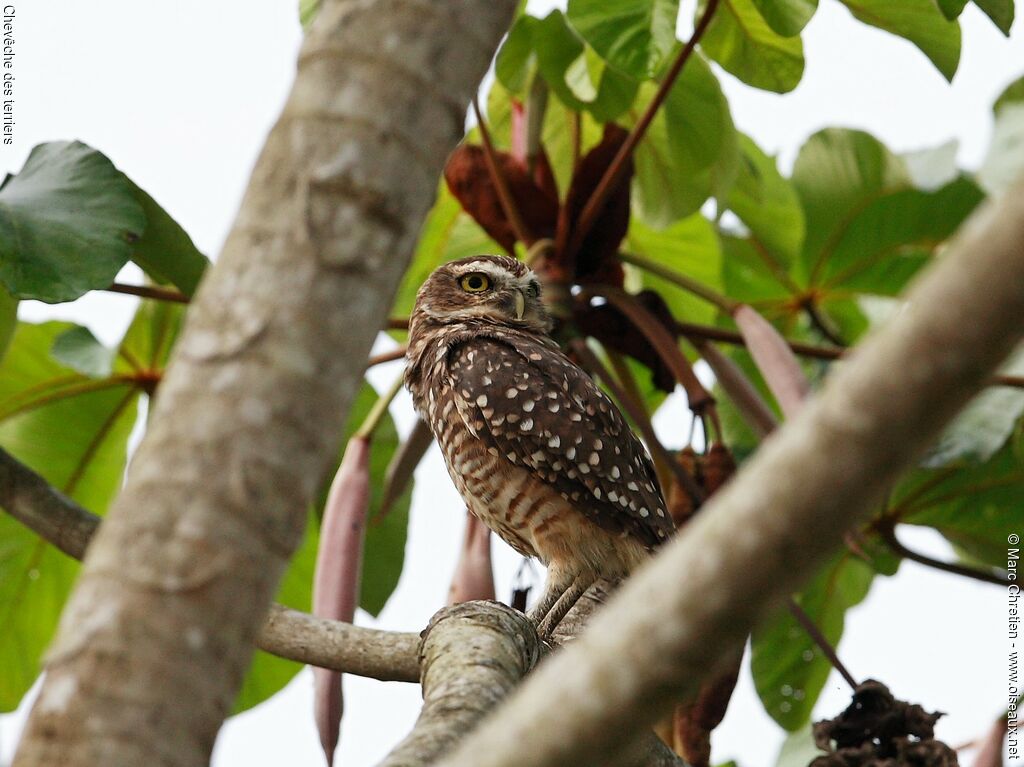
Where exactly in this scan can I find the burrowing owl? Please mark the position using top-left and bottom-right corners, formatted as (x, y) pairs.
(405, 255), (672, 634)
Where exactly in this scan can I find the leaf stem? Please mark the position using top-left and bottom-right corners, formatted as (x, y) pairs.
(366, 346), (408, 369)
(354, 373), (405, 440)
(472, 97), (533, 248)
(106, 282), (190, 304)
(618, 250), (738, 313)
(786, 597), (859, 690)
(877, 520), (1011, 586)
(567, 0), (721, 261)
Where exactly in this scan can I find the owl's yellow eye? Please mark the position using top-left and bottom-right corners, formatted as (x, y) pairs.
(460, 273), (491, 293)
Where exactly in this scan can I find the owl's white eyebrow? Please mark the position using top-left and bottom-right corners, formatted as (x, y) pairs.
(451, 261), (520, 281)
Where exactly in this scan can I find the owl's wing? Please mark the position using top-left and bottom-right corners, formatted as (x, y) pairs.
(446, 335), (673, 548)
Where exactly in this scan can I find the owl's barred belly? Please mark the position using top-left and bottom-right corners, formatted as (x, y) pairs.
(438, 428), (647, 579)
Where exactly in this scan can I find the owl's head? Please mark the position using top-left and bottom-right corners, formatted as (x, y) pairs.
(411, 255), (552, 334)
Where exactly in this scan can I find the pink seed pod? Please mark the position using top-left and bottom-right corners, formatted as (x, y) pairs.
(447, 511), (495, 605)
(733, 304), (810, 418)
(312, 436), (371, 766)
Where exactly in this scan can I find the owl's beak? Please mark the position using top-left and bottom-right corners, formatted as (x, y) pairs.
(513, 289), (526, 320)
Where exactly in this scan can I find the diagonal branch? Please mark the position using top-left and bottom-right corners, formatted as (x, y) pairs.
(431, 181), (1024, 767)
(0, 446), (420, 683)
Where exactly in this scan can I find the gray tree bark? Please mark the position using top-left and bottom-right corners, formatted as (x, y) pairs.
(432, 187), (1024, 767)
(11, 2), (513, 765)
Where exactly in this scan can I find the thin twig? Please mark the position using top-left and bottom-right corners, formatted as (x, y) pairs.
(803, 299), (846, 347)
(106, 282), (190, 303)
(786, 598), (859, 690)
(473, 97), (533, 247)
(367, 346), (408, 368)
(878, 521), (1010, 587)
(567, 0), (721, 261)
(618, 251), (738, 313)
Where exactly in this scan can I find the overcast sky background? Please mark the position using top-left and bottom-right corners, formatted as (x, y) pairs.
(0, 1), (1020, 765)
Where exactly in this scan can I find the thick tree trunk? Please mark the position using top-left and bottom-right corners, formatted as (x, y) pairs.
(432, 188), (1024, 767)
(12, 2), (513, 765)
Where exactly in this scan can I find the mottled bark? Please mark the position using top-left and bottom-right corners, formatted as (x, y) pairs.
(12, 2), (513, 766)
(432, 188), (1024, 767)
(377, 602), (540, 767)
(0, 426), (421, 683)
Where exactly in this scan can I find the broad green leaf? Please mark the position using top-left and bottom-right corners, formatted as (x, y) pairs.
(0, 141), (145, 303)
(299, 0), (321, 28)
(496, 15), (539, 94)
(979, 102), (1024, 195)
(567, 0), (680, 79)
(127, 181), (209, 297)
(0, 287), (16, 362)
(898, 426), (1023, 569)
(629, 56), (738, 227)
(119, 298), (186, 373)
(815, 176), (984, 296)
(837, 0), (961, 81)
(792, 128), (910, 284)
(973, 0), (1014, 35)
(752, 0), (818, 36)
(0, 321), (140, 710)
(993, 73), (1024, 115)
(233, 509), (320, 713)
(626, 213), (723, 329)
(726, 134), (805, 264)
(51, 326), (116, 378)
(751, 553), (877, 730)
(699, 0), (805, 94)
(532, 11), (639, 122)
(921, 346), (1024, 467)
(719, 233), (795, 308)
(936, 0), (969, 20)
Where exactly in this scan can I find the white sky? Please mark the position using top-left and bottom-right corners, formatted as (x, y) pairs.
(1, 1), (1020, 766)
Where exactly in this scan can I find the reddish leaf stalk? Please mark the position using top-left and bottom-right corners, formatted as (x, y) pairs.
(472, 97), (533, 248)
(448, 511), (496, 605)
(619, 251), (738, 313)
(786, 598), (859, 690)
(567, 0), (721, 259)
(366, 346), (408, 369)
(732, 304), (811, 419)
(377, 418), (434, 521)
(877, 520), (1011, 587)
(694, 340), (777, 438)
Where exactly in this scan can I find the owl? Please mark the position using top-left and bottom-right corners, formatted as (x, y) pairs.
(405, 255), (673, 636)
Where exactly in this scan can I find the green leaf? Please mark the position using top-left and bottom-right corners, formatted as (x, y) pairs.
(792, 128), (910, 284)
(126, 181), (209, 297)
(567, 0), (680, 79)
(629, 56), (739, 227)
(233, 508), (320, 713)
(898, 426), (1023, 569)
(837, 0), (961, 81)
(921, 347), (1024, 467)
(299, 0), (321, 28)
(993, 73), (1024, 115)
(973, 0), (1014, 35)
(118, 297), (186, 373)
(0, 287), (16, 362)
(496, 16), (539, 94)
(751, 0), (818, 36)
(936, 0), (969, 20)
(51, 326), (116, 378)
(700, 0), (805, 94)
(532, 11), (639, 122)
(726, 134), (805, 264)
(751, 553), (876, 730)
(0, 141), (146, 303)
(0, 321), (140, 710)
(626, 213), (723, 329)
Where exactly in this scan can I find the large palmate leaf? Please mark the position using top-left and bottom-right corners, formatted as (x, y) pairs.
(699, 0), (805, 94)
(0, 287), (16, 362)
(752, 0), (818, 36)
(567, 0), (680, 79)
(836, 0), (961, 81)
(127, 181), (209, 297)
(0, 321), (141, 710)
(0, 142), (146, 303)
(751, 553), (881, 730)
(973, 0), (1014, 35)
(629, 55), (738, 227)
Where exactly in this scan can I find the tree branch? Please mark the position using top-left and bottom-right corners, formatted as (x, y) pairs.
(13, 4), (514, 766)
(0, 445), (420, 683)
(106, 282), (190, 303)
(431, 183), (1024, 767)
(377, 601), (540, 767)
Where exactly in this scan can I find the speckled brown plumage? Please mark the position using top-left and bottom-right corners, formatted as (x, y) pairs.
(405, 255), (672, 630)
